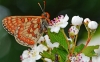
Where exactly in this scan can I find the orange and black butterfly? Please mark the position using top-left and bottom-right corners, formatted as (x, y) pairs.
(2, 1), (51, 47)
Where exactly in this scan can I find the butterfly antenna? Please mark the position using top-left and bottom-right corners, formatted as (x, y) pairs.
(38, 3), (44, 12)
(43, 0), (46, 11)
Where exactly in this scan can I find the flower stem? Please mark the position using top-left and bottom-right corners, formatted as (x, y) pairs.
(74, 35), (78, 46)
(79, 36), (92, 54)
(70, 35), (78, 55)
(88, 28), (90, 38)
(78, 27), (92, 54)
(61, 29), (70, 53)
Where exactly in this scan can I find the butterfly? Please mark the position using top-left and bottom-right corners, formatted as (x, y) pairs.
(2, 1), (51, 47)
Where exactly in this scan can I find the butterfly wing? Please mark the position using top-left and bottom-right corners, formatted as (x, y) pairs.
(2, 16), (41, 35)
(2, 16), (43, 47)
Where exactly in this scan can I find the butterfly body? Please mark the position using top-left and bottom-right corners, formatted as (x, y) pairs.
(2, 12), (50, 47)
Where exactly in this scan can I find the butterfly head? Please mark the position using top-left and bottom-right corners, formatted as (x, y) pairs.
(41, 12), (50, 19)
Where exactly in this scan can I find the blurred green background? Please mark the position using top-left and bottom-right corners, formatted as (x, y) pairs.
(0, 0), (100, 62)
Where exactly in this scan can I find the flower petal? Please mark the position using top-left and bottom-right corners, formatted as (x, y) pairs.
(37, 44), (48, 53)
(22, 58), (31, 62)
(80, 53), (90, 62)
(44, 58), (52, 62)
(34, 54), (41, 60)
(37, 36), (44, 43)
(22, 50), (29, 59)
(50, 26), (60, 33)
(29, 58), (36, 62)
(60, 22), (68, 28)
(52, 42), (59, 48)
(44, 35), (59, 49)
(62, 14), (69, 22)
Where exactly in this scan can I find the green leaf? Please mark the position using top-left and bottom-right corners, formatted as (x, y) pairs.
(82, 45), (99, 57)
(47, 28), (68, 52)
(56, 48), (67, 62)
(74, 44), (85, 54)
(52, 47), (68, 62)
(42, 46), (68, 62)
(41, 51), (55, 60)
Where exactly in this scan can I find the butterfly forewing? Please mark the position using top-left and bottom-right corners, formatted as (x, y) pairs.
(2, 16), (44, 47)
(2, 16), (41, 35)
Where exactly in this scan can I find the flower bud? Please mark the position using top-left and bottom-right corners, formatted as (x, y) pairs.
(84, 18), (91, 24)
(71, 16), (83, 25)
(69, 26), (79, 36)
(88, 21), (98, 30)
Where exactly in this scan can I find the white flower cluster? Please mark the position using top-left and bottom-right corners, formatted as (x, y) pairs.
(21, 35), (59, 62)
(49, 14), (98, 34)
(69, 53), (90, 62)
(69, 16), (83, 36)
(48, 15), (83, 35)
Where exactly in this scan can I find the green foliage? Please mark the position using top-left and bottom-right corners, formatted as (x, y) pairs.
(41, 51), (55, 60)
(47, 28), (68, 62)
(74, 44), (99, 57)
(55, 48), (67, 62)
(74, 44), (85, 54)
(52, 47), (68, 62)
(46, 27), (99, 61)
(82, 45), (99, 57)
(47, 28), (68, 52)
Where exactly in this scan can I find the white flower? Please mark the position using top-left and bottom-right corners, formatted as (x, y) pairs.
(21, 49), (41, 62)
(44, 58), (52, 62)
(49, 14), (69, 33)
(21, 51), (41, 62)
(84, 18), (91, 24)
(71, 16), (83, 25)
(69, 53), (90, 62)
(44, 35), (59, 49)
(69, 26), (79, 36)
(88, 21), (98, 30)
(21, 44), (48, 62)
